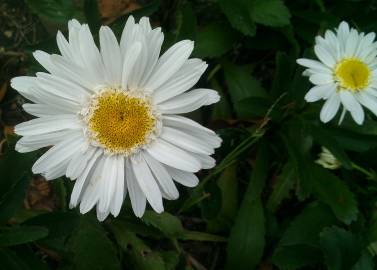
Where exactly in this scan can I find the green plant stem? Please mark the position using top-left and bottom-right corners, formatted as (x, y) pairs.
(351, 162), (376, 181)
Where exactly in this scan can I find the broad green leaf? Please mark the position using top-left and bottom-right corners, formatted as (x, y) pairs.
(250, 0), (291, 27)
(271, 52), (296, 98)
(175, 3), (197, 41)
(24, 211), (79, 239)
(267, 162), (296, 212)
(236, 97), (272, 119)
(223, 62), (267, 116)
(225, 145), (268, 270)
(320, 226), (362, 270)
(180, 231), (226, 242)
(110, 221), (166, 270)
(0, 249), (31, 270)
(219, 0), (256, 36)
(352, 251), (375, 270)
(0, 226), (48, 247)
(272, 245), (322, 270)
(68, 215), (120, 270)
(278, 203), (337, 247)
(26, 0), (75, 23)
(142, 211), (184, 239)
(271, 203), (337, 269)
(0, 145), (37, 223)
(193, 23), (236, 58)
(311, 165), (358, 224)
(84, 0), (101, 33)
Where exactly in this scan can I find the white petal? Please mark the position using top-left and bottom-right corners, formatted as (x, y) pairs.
(345, 29), (359, 57)
(355, 92), (377, 116)
(142, 152), (179, 200)
(70, 149), (101, 208)
(125, 158), (146, 217)
(160, 127), (214, 155)
(98, 155), (117, 214)
(109, 155), (125, 216)
(66, 145), (95, 180)
(304, 84), (336, 102)
(296, 58), (331, 73)
(309, 73), (334, 85)
(79, 156), (106, 214)
(162, 115), (222, 148)
(33, 50), (56, 73)
(153, 59), (207, 104)
(191, 153), (216, 169)
(158, 88), (220, 114)
(339, 91), (364, 124)
(36, 72), (89, 104)
(57, 31), (74, 60)
(147, 139), (201, 172)
(100, 26), (122, 86)
(15, 115), (81, 136)
(78, 24), (105, 83)
(22, 104), (67, 117)
(320, 92), (341, 123)
(15, 130), (76, 153)
(314, 44), (336, 67)
(144, 40), (194, 91)
(32, 132), (84, 174)
(131, 155), (163, 213)
(121, 42), (142, 90)
(164, 166), (199, 187)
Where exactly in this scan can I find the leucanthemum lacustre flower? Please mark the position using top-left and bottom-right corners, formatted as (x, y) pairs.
(11, 17), (221, 221)
(297, 21), (377, 125)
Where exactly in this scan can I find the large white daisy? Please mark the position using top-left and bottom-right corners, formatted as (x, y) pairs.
(11, 16), (221, 221)
(297, 21), (377, 125)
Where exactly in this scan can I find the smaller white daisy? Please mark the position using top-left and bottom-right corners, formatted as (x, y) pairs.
(297, 21), (377, 125)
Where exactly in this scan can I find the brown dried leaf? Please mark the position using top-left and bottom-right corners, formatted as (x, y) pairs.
(98, 0), (141, 24)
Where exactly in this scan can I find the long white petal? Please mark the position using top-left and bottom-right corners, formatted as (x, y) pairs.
(131, 155), (163, 213)
(125, 158), (146, 217)
(320, 92), (341, 123)
(339, 91), (364, 124)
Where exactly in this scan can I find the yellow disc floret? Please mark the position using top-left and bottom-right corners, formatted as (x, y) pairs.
(86, 89), (156, 155)
(335, 58), (371, 91)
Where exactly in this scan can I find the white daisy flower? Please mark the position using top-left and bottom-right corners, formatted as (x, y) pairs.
(297, 21), (377, 125)
(11, 16), (221, 221)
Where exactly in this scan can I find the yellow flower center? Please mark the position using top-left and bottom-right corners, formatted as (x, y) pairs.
(335, 58), (370, 91)
(86, 89), (156, 155)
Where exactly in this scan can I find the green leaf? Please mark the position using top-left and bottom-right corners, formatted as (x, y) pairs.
(271, 52), (296, 98)
(175, 3), (197, 41)
(84, 0), (101, 33)
(271, 203), (337, 269)
(236, 97), (272, 119)
(223, 62), (267, 116)
(311, 165), (358, 224)
(0, 226), (48, 247)
(26, 0), (75, 23)
(219, 0), (256, 36)
(142, 211), (184, 239)
(225, 144), (269, 270)
(272, 245), (322, 270)
(250, 0), (291, 27)
(193, 23), (236, 58)
(0, 249), (30, 270)
(23, 211), (79, 239)
(68, 215), (120, 270)
(267, 162), (296, 212)
(0, 147), (37, 223)
(320, 226), (362, 270)
(278, 203), (337, 247)
(352, 251), (375, 270)
(179, 231), (227, 242)
(110, 221), (166, 270)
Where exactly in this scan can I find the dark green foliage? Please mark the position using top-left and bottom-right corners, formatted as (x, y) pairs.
(1, 0), (377, 269)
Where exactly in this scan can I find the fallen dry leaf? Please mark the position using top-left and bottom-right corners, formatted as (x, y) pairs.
(98, 0), (141, 24)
